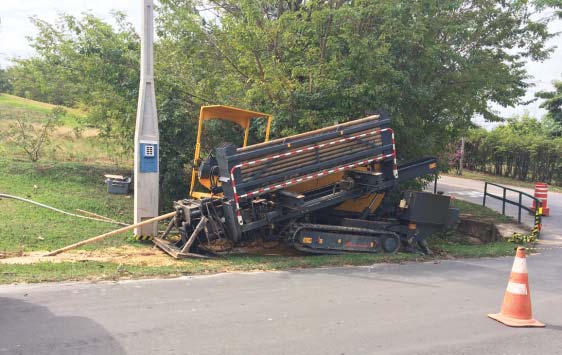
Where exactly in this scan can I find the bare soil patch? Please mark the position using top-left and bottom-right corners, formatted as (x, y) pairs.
(0, 245), (182, 267)
(0, 241), (305, 266)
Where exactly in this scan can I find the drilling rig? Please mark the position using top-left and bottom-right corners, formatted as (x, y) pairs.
(153, 106), (458, 258)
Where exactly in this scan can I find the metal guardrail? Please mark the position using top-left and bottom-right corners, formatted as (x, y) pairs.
(483, 182), (543, 237)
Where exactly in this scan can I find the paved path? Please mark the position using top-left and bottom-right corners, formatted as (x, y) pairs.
(428, 175), (562, 240)
(1, 176), (561, 355)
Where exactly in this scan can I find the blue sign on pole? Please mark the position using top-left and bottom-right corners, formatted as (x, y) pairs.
(140, 143), (158, 173)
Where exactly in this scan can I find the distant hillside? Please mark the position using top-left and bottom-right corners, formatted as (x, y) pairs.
(0, 93), (87, 126)
(0, 93), (131, 165)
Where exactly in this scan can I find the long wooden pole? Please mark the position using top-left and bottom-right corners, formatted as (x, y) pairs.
(45, 211), (176, 256)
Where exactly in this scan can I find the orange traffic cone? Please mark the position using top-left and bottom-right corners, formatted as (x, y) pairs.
(530, 183), (550, 217)
(488, 247), (544, 327)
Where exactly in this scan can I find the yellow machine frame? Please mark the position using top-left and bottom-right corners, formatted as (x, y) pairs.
(189, 106), (383, 213)
(189, 105), (273, 198)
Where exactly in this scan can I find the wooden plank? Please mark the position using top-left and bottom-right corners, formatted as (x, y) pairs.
(44, 212), (176, 256)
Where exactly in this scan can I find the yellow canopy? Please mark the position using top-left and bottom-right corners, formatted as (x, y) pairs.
(200, 105), (269, 125)
(189, 105), (273, 197)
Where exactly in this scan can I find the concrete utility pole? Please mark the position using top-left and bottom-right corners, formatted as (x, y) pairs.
(134, 0), (159, 237)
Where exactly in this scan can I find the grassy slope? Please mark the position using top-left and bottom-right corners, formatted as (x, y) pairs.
(0, 159), (133, 254)
(451, 199), (514, 223)
(0, 93), (85, 126)
(0, 94), (130, 165)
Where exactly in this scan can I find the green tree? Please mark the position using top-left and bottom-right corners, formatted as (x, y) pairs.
(464, 114), (562, 185)
(157, 0), (562, 160)
(536, 80), (562, 136)
(0, 68), (12, 93)
(8, 1), (562, 203)
(1, 107), (65, 162)
(9, 12), (140, 149)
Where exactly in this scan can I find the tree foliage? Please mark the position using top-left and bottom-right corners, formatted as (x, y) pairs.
(155, 0), (562, 163)
(9, 13), (140, 149)
(1, 107), (65, 162)
(0, 68), (12, 93)
(536, 80), (562, 136)
(5, 1), (562, 204)
(463, 114), (562, 185)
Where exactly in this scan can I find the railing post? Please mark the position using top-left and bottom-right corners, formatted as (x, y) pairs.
(518, 192), (522, 223)
(483, 182), (487, 207)
(534, 199), (542, 239)
(502, 188), (506, 215)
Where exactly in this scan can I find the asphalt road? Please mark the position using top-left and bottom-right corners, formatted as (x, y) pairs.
(1, 176), (561, 355)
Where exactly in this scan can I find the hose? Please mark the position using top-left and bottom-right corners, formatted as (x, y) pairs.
(0, 193), (128, 226)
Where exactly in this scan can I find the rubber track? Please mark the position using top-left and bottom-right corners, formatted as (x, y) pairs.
(290, 223), (400, 254)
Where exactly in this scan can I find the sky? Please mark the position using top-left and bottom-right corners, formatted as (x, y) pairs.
(0, 1), (561, 126)
(0, 1), (141, 65)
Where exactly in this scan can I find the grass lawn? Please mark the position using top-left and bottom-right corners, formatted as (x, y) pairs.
(0, 158), (526, 285)
(0, 240), (519, 284)
(0, 241), (523, 284)
(0, 95), (527, 285)
(0, 159), (133, 254)
(445, 169), (562, 193)
(451, 199), (514, 223)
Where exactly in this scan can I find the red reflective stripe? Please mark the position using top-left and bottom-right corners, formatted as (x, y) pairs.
(235, 128), (391, 169)
(230, 168), (242, 219)
(238, 153), (393, 199)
